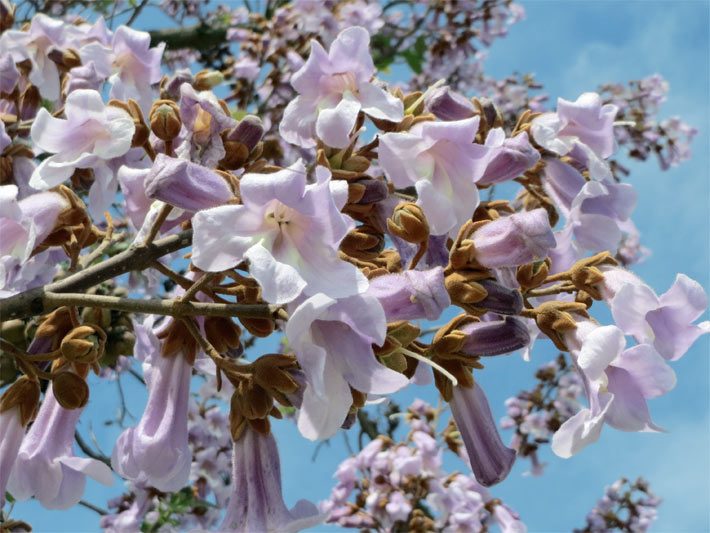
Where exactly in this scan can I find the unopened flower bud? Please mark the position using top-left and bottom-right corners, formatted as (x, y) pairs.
(52, 371), (89, 409)
(145, 153), (234, 211)
(532, 301), (589, 351)
(445, 271), (488, 307)
(459, 316), (530, 356)
(387, 202), (429, 244)
(233, 381), (272, 420)
(252, 354), (300, 395)
(472, 208), (556, 268)
(204, 316), (242, 355)
(425, 86), (475, 121)
(479, 130), (541, 186)
(341, 224), (384, 260)
(150, 100), (182, 141)
(476, 280), (523, 315)
(517, 259), (550, 291)
(60, 325), (104, 364)
(226, 115), (264, 152)
(193, 69), (224, 91)
(0, 376), (40, 426)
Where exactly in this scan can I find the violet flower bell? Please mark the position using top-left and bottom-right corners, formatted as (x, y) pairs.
(478, 129), (540, 186)
(280, 26), (403, 149)
(29, 89), (135, 217)
(144, 153), (235, 212)
(471, 208), (556, 268)
(111, 317), (193, 492)
(379, 117), (488, 236)
(0, 53), (19, 94)
(7, 383), (114, 509)
(286, 293), (409, 440)
(366, 266), (450, 322)
(192, 160), (367, 304)
(220, 427), (323, 532)
(459, 316), (530, 357)
(450, 381), (516, 486)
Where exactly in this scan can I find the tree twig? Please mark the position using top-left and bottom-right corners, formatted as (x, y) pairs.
(74, 431), (111, 467)
(0, 230), (193, 320)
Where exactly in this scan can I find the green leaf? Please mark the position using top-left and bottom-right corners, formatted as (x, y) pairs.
(401, 36), (427, 74)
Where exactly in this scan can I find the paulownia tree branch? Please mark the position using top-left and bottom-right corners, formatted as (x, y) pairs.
(0, 230), (193, 320)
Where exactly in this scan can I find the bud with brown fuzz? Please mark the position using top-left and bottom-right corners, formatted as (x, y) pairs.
(52, 371), (90, 409)
(0, 376), (41, 426)
(387, 202), (429, 245)
(60, 325), (105, 364)
(150, 100), (182, 142)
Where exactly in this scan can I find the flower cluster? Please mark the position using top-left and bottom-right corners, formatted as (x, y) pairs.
(323, 399), (526, 532)
(599, 75), (698, 173)
(576, 477), (661, 532)
(0, 1), (706, 531)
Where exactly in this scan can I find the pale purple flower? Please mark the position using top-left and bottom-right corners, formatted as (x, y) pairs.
(65, 61), (105, 93)
(602, 270), (710, 361)
(472, 208), (556, 268)
(192, 161), (366, 304)
(552, 322), (676, 457)
(286, 292), (409, 439)
(0, 14), (65, 100)
(531, 92), (618, 180)
(366, 266), (450, 321)
(112, 318), (192, 492)
(280, 26), (403, 148)
(116, 166), (152, 230)
(145, 154), (234, 211)
(29, 89), (135, 218)
(478, 129), (540, 186)
(450, 382), (516, 486)
(176, 83), (237, 167)
(221, 428), (323, 532)
(8, 385), (113, 509)
(379, 117), (488, 236)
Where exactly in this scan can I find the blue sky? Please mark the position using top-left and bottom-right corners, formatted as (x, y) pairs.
(8, 1), (709, 531)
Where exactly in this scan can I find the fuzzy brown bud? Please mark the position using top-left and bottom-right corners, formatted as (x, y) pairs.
(52, 371), (89, 409)
(60, 325), (105, 364)
(150, 100), (182, 142)
(387, 202), (429, 244)
(0, 376), (41, 426)
(193, 69), (224, 91)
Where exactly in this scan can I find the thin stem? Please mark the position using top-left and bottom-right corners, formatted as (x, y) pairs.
(398, 347), (458, 387)
(526, 283), (576, 298)
(78, 500), (108, 516)
(74, 431), (111, 467)
(144, 203), (173, 246)
(39, 292), (278, 319)
(181, 273), (216, 303)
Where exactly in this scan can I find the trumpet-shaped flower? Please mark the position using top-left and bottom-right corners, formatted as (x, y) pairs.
(8, 385), (114, 509)
(379, 117), (488, 236)
(29, 89), (135, 218)
(286, 292), (409, 440)
(221, 427), (323, 532)
(192, 161), (366, 304)
(111, 318), (193, 492)
(280, 26), (403, 148)
(366, 267), (450, 321)
(450, 382), (516, 486)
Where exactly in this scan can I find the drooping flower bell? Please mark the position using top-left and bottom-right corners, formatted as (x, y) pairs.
(221, 427), (323, 532)
(111, 317), (193, 492)
(8, 381), (114, 509)
(450, 381), (516, 486)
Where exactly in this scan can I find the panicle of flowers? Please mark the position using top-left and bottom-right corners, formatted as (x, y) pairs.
(598, 75), (697, 174)
(323, 399), (526, 532)
(499, 354), (584, 475)
(575, 477), (661, 533)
